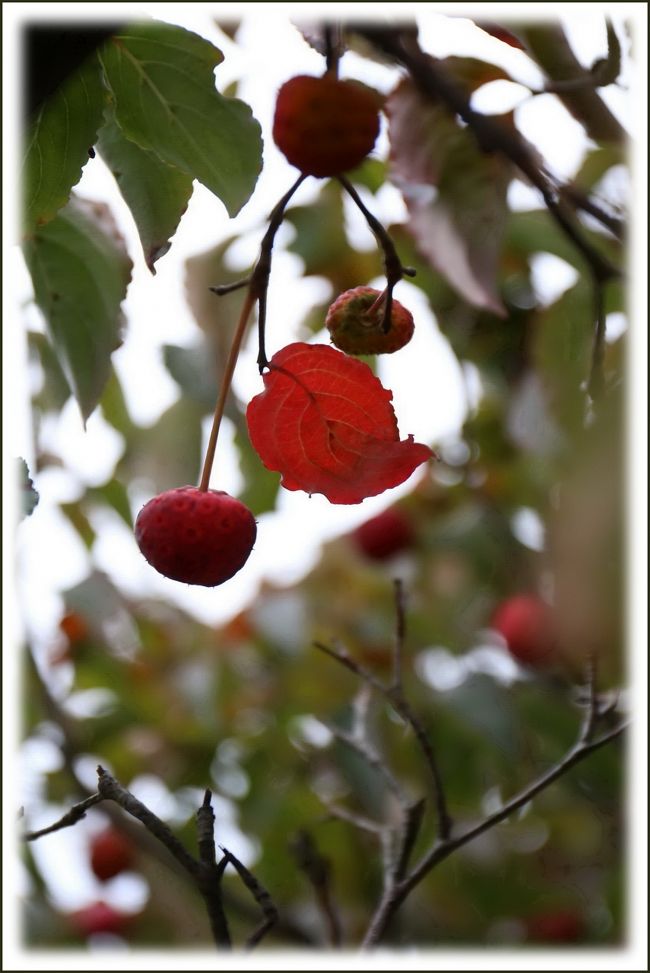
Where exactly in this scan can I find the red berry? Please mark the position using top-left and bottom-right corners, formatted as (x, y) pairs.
(134, 487), (257, 587)
(352, 507), (415, 561)
(90, 828), (135, 882)
(491, 594), (557, 667)
(526, 909), (585, 943)
(273, 74), (382, 177)
(326, 286), (414, 355)
(69, 901), (131, 937)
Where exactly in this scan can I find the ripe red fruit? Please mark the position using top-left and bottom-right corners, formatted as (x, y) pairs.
(526, 908), (585, 943)
(134, 487), (257, 587)
(90, 828), (135, 882)
(491, 594), (557, 667)
(273, 74), (382, 177)
(326, 286), (415, 355)
(352, 507), (415, 560)
(69, 901), (131, 937)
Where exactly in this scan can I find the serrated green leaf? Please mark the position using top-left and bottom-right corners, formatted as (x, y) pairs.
(23, 56), (107, 231)
(99, 22), (262, 217)
(97, 108), (194, 272)
(23, 195), (133, 422)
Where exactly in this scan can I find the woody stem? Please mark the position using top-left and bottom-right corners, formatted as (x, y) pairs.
(198, 290), (257, 493)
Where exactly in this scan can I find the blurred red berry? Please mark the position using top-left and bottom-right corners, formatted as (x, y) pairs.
(491, 594), (557, 667)
(69, 901), (131, 937)
(526, 908), (586, 943)
(352, 507), (415, 561)
(90, 828), (136, 882)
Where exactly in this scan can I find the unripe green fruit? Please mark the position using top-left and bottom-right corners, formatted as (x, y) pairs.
(326, 287), (415, 355)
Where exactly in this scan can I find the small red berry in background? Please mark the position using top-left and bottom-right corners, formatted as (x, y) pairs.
(59, 611), (89, 644)
(352, 507), (415, 561)
(90, 828), (136, 882)
(69, 901), (132, 938)
(134, 487), (257, 587)
(273, 74), (382, 177)
(525, 908), (586, 943)
(326, 286), (415, 355)
(491, 594), (557, 668)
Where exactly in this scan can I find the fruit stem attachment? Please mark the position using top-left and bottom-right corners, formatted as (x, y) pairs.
(198, 289), (257, 492)
(201, 175), (308, 492)
(338, 176), (416, 333)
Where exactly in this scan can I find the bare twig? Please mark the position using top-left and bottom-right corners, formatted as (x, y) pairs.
(579, 650), (600, 744)
(97, 766), (200, 879)
(362, 719), (628, 946)
(219, 846), (278, 949)
(196, 790), (231, 949)
(290, 829), (343, 947)
(22, 793), (104, 841)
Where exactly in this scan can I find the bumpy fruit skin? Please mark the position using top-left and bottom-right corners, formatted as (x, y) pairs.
(69, 901), (131, 937)
(353, 507), (415, 560)
(273, 75), (381, 177)
(326, 287), (414, 355)
(491, 594), (556, 668)
(90, 828), (135, 882)
(135, 487), (257, 587)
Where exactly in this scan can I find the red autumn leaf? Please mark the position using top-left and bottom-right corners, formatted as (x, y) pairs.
(246, 343), (433, 504)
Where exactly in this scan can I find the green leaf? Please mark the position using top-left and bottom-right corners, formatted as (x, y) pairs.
(234, 421), (280, 515)
(28, 331), (71, 413)
(97, 108), (194, 272)
(125, 398), (204, 493)
(23, 56), (107, 231)
(18, 458), (40, 518)
(285, 181), (379, 294)
(23, 195), (133, 422)
(162, 343), (218, 409)
(99, 22), (263, 217)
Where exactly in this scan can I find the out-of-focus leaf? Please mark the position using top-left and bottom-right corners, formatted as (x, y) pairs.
(97, 109), (194, 273)
(440, 673), (521, 756)
(60, 501), (96, 549)
(23, 56), (106, 230)
(18, 459), (40, 518)
(87, 478), (133, 528)
(28, 332), (71, 413)
(531, 279), (592, 435)
(126, 399), (204, 493)
(348, 157), (388, 194)
(285, 181), (379, 293)
(440, 56), (512, 89)
(99, 23), (263, 217)
(474, 22), (526, 50)
(22, 195), (132, 422)
(233, 422), (280, 515)
(386, 77), (512, 315)
(506, 210), (621, 272)
(591, 20), (622, 87)
(573, 145), (625, 191)
(100, 371), (138, 439)
(162, 343), (218, 410)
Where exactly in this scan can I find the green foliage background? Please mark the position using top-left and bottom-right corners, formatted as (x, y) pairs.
(16, 13), (631, 952)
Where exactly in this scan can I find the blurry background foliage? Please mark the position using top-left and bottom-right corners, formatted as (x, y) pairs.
(16, 10), (632, 952)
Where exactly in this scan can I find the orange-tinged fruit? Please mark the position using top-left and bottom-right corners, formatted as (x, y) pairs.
(326, 286), (415, 355)
(273, 74), (381, 177)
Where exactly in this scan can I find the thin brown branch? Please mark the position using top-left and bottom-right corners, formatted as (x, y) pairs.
(290, 830), (343, 947)
(362, 720), (628, 946)
(392, 798), (426, 883)
(196, 790), (231, 949)
(314, 637), (452, 841)
(391, 578), (406, 690)
(352, 27), (621, 286)
(97, 766), (201, 879)
(219, 846), (278, 949)
(22, 793), (104, 841)
(579, 650), (600, 743)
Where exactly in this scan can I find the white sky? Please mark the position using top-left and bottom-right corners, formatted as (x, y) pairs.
(2, 3), (648, 970)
